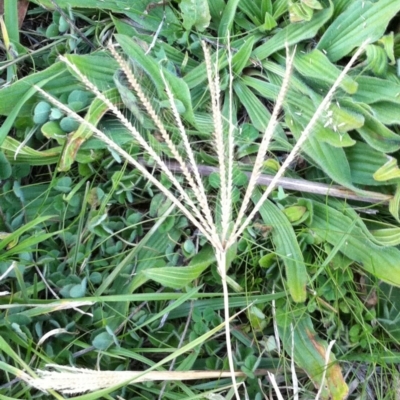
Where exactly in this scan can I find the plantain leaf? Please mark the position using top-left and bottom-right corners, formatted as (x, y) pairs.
(64, 54), (118, 91)
(143, 245), (215, 289)
(369, 225), (400, 247)
(308, 200), (400, 287)
(317, 0), (400, 62)
(218, 0), (241, 39)
(373, 157), (400, 182)
(252, 190), (307, 303)
(369, 102), (400, 125)
(294, 49), (358, 94)
(277, 305), (348, 400)
(232, 36), (255, 75)
(355, 106), (400, 153)
(345, 141), (389, 186)
(352, 75), (400, 105)
(389, 184), (400, 222)
(179, 0), (211, 32)
(252, 3), (333, 60)
(365, 44), (388, 76)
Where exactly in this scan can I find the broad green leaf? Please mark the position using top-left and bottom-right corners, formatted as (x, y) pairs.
(218, 0), (241, 39)
(369, 102), (400, 125)
(252, 3), (333, 60)
(232, 36), (255, 75)
(370, 225), (400, 247)
(308, 201), (400, 287)
(0, 151), (12, 179)
(0, 54), (117, 121)
(179, 0), (211, 32)
(0, 73), (63, 146)
(355, 107), (400, 153)
(345, 141), (389, 186)
(0, 62), (66, 117)
(232, 80), (288, 146)
(379, 32), (395, 64)
(263, 12), (277, 30)
(289, 2), (314, 22)
(92, 331), (113, 351)
(373, 157), (400, 182)
(252, 190), (307, 303)
(294, 49), (358, 94)
(286, 108), (359, 191)
(115, 34), (195, 123)
(64, 54), (117, 91)
(389, 184), (400, 222)
(352, 76), (400, 105)
(277, 306), (348, 399)
(365, 44), (388, 76)
(317, 0), (400, 62)
(114, 70), (144, 125)
(143, 245), (215, 289)
(58, 88), (121, 171)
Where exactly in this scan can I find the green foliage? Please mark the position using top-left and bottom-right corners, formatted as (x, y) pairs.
(1, 0), (400, 399)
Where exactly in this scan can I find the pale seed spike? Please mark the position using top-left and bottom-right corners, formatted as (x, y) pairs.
(159, 69), (216, 237)
(231, 44), (295, 242)
(108, 45), (218, 238)
(222, 31), (235, 243)
(58, 55), (219, 247)
(202, 41), (228, 240)
(34, 85), (220, 250)
(228, 40), (369, 247)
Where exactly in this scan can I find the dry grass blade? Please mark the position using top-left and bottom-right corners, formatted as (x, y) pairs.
(25, 366), (248, 394)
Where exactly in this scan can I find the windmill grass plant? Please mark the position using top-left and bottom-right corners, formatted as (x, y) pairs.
(26, 36), (370, 399)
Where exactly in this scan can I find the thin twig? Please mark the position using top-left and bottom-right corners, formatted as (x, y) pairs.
(141, 160), (392, 205)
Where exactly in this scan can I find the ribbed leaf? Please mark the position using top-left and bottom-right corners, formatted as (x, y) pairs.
(352, 76), (400, 105)
(218, 0), (241, 39)
(294, 49), (358, 94)
(308, 201), (400, 286)
(232, 36), (255, 75)
(252, 4), (333, 60)
(355, 107), (400, 153)
(369, 102), (400, 125)
(373, 157), (400, 182)
(370, 226), (400, 247)
(317, 0), (400, 62)
(241, 76), (365, 192)
(252, 190), (307, 303)
(142, 245), (215, 289)
(345, 141), (388, 186)
(286, 112), (358, 190)
(277, 306), (348, 400)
